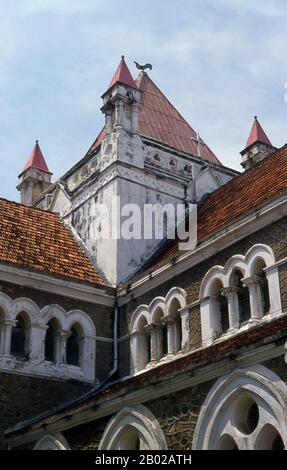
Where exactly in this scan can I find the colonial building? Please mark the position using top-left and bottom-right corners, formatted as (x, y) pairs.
(1, 57), (287, 450)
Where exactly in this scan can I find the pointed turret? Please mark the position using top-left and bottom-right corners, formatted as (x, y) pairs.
(17, 141), (52, 206)
(100, 56), (143, 171)
(108, 55), (137, 90)
(240, 116), (276, 169)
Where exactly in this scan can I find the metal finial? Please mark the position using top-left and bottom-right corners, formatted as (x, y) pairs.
(36, 140), (39, 144)
(121, 55), (125, 60)
(254, 115), (258, 120)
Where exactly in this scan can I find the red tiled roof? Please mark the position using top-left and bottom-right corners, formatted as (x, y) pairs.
(136, 72), (221, 165)
(0, 198), (107, 286)
(87, 67), (221, 165)
(246, 116), (272, 148)
(22, 141), (51, 174)
(137, 144), (287, 275)
(108, 56), (137, 90)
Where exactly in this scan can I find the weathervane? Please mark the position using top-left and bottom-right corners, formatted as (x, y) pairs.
(134, 61), (153, 73)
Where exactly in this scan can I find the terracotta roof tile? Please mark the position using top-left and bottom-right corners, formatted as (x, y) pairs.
(136, 144), (287, 276)
(136, 73), (221, 165)
(0, 198), (107, 286)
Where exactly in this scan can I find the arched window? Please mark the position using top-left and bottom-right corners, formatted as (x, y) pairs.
(193, 366), (287, 450)
(45, 319), (59, 363)
(253, 259), (270, 316)
(232, 270), (251, 324)
(11, 313), (30, 361)
(66, 324), (82, 367)
(168, 299), (182, 353)
(99, 405), (168, 450)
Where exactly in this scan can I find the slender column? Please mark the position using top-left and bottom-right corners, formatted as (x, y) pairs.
(145, 323), (159, 363)
(161, 315), (175, 356)
(57, 330), (70, 365)
(1, 319), (16, 357)
(221, 287), (240, 330)
(242, 275), (262, 320)
(131, 102), (139, 133)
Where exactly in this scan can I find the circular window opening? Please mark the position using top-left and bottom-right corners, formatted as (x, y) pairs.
(217, 434), (238, 450)
(233, 396), (259, 435)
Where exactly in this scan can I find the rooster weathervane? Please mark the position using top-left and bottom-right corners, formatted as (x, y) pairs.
(134, 61), (153, 72)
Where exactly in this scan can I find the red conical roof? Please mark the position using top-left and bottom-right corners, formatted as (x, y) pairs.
(23, 141), (50, 173)
(246, 116), (272, 148)
(108, 56), (137, 90)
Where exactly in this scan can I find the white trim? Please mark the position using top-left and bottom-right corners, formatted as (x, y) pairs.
(0, 264), (115, 307)
(98, 405), (167, 450)
(34, 433), (70, 450)
(192, 365), (287, 450)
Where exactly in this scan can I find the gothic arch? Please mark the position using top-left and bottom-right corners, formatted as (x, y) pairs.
(33, 434), (70, 450)
(192, 365), (287, 450)
(99, 405), (167, 450)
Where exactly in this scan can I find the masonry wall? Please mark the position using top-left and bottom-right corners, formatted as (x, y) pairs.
(0, 372), (90, 450)
(0, 280), (114, 382)
(118, 215), (287, 378)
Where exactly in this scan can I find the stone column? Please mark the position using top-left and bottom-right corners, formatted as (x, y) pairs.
(264, 265), (282, 315)
(57, 330), (70, 365)
(130, 330), (148, 374)
(105, 109), (113, 134)
(221, 287), (240, 330)
(115, 100), (124, 128)
(162, 315), (175, 356)
(242, 276), (262, 321)
(146, 323), (159, 364)
(131, 103), (139, 133)
(179, 307), (190, 351)
(1, 319), (16, 357)
(29, 324), (48, 364)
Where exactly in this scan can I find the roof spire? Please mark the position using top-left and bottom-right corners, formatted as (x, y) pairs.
(245, 115), (272, 148)
(22, 140), (51, 174)
(108, 56), (137, 90)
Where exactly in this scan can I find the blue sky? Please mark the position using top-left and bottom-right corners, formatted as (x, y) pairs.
(1, 0), (287, 201)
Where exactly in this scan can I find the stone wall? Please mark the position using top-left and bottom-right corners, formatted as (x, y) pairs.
(118, 216), (287, 378)
(0, 371), (89, 449)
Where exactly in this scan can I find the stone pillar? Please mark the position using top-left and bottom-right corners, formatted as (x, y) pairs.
(130, 330), (148, 374)
(57, 330), (70, 365)
(264, 265), (282, 315)
(222, 287), (240, 330)
(29, 324), (48, 363)
(131, 103), (139, 133)
(105, 109), (112, 135)
(147, 323), (159, 364)
(242, 276), (262, 321)
(1, 319), (16, 357)
(179, 307), (190, 351)
(162, 316), (175, 356)
(115, 100), (124, 128)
